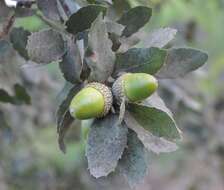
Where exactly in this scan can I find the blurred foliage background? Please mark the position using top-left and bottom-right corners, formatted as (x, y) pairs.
(0, 0), (224, 189)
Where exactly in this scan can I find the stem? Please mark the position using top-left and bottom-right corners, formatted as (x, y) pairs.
(58, 0), (72, 17)
(35, 11), (70, 35)
(0, 12), (15, 39)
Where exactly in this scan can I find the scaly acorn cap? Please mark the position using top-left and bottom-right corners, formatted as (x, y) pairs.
(69, 82), (113, 120)
(112, 73), (158, 103)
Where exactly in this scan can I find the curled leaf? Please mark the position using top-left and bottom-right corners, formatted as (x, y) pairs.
(56, 82), (82, 153)
(86, 13), (115, 82)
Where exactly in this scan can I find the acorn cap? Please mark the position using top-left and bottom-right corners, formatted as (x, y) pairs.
(112, 73), (158, 103)
(86, 82), (113, 117)
(69, 82), (113, 120)
(112, 74), (125, 104)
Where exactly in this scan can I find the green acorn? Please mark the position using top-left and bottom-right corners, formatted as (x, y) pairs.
(69, 82), (113, 120)
(112, 73), (158, 103)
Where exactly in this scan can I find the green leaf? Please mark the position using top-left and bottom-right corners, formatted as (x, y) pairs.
(59, 40), (83, 83)
(0, 84), (31, 105)
(56, 82), (83, 153)
(118, 129), (149, 188)
(114, 47), (167, 76)
(156, 48), (208, 78)
(58, 111), (78, 153)
(10, 27), (31, 60)
(124, 111), (178, 154)
(86, 114), (128, 178)
(14, 83), (31, 105)
(124, 94), (181, 154)
(85, 14), (115, 82)
(66, 5), (107, 35)
(128, 100), (181, 140)
(117, 6), (152, 37)
(37, 0), (60, 21)
(27, 29), (67, 64)
(0, 89), (14, 104)
(143, 27), (177, 48)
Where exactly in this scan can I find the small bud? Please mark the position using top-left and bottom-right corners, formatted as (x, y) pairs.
(112, 73), (158, 103)
(69, 82), (112, 120)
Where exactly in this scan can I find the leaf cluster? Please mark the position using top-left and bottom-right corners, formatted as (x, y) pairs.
(0, 0), (208, 187)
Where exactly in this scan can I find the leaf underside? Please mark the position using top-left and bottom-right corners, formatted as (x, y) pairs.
(124, 111), (178, 154)
(37, 0), (60, 21)
(118, 129), (149, 187)
(85, 13), (115, 82)
(86, 114), (128, 178)
(156, 48), (208, 78)
(143, 27), (177, 48)
(124, 95), (181, 154)
(27, 29), (67, 64)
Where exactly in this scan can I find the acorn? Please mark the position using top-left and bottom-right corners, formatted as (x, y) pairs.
(112, 73), (158, 103)
(69, 82), (113, 120)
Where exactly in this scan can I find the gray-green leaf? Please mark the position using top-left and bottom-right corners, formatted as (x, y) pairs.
(85, 14), (115, 82)
(128, 101), (181, 140)
(156, 48), (208, 78)
(86, 114), (128, 178)
(114, 47), (167, 76)
(125, 111), (178, 154)
(37, 0), (60, 21)
(59, 40), (83, 83)
(56, 82), (82, 153)
(0, 84), (31, 105)
(106, 21), (124, 36)
(118, 129), (149, 187)
(27, 29), (67, 64)
(10, 27), (31, 60)
(117, 6), (152, 37)
(66, 5), (107, 35)
(143, 27), (177, 48)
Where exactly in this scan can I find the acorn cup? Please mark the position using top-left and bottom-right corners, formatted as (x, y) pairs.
(112, 73), (158, 123)
(112, 73), (158, 103)
(69, 82), (113, 120)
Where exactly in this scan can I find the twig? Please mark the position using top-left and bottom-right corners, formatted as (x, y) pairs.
(0, 13), (15, 39)
(35, 11), (70, 35)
